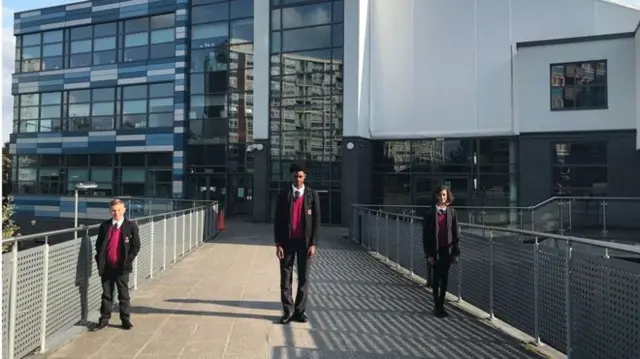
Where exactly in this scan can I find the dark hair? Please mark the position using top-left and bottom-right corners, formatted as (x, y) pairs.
(289, 163), (306, 174)
(432, 185), (454, 205)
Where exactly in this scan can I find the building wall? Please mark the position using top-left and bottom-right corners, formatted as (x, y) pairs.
(518, 131), (640, 206)
(342, 0), (640, 139)
(10, 0), (188, 200)
(515, 37), (637, 134)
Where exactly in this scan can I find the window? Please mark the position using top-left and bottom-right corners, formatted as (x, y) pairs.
(552, 142), (608, 196)
(14, 154), (173, 197)
(550, 60), (607, 110)
(120, 82), (174, 129)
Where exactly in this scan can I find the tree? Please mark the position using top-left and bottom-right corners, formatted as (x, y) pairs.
(2, 143), (19, 252)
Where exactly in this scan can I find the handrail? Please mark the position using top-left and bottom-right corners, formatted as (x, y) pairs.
(1, 203), (216, 245)
(352, 195), (640, 211)
(352, 205), (640, 254)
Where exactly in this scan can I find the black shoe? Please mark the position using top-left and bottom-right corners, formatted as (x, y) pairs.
(293, 311), (308, 323)
(440, 307), (449, 318)
(279, 312), (294, 324)
(94, 319), (109, 331)
(121, 319), (133, 330)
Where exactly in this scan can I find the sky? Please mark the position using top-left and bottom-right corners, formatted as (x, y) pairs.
(2, 0), (640, 143)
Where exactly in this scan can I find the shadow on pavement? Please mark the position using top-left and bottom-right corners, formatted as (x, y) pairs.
(155, 228), (543, 359)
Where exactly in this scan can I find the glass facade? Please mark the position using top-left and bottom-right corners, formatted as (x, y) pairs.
(268, 0), (344, 224)
(371, 139), (512, 207)
(185, 0), (255, 217)
(14, 153), (173, 197)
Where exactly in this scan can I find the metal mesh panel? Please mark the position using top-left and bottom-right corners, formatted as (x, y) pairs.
(153, 219), (164, 271)
(15, 246), (45, 358)
(410, 220), (428, 280)
(492, 238), (535, 336)
(397, 219), (412, 269)
(88, 235), (102, 312)
(136, 221), (153, 287)
(459, 234), (490, 312)
(45, 239), (82, 345)
(538, 247), (567, 352)
(570, 253), (640, 359)
(2, 252), (10, 359)
(176, 215), (185, 257)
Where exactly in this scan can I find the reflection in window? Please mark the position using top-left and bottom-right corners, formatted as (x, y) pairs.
(553, 142), (608, 196)
(550, 60), (607, 110)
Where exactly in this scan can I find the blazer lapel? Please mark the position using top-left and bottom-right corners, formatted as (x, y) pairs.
(446, 207), (453, 232)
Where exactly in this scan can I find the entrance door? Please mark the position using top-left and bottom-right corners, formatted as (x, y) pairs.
(316, 190), (330, 224)
(228, 174), (253, 217)
(188, 175), (226, 206)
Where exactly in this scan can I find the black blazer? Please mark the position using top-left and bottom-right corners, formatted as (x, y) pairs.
(94, 218), (141, 276)
(273, 186), (321, 247)
(421, 206), (461, 259)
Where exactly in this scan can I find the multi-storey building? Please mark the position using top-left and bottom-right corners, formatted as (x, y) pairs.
(9, 0), (640, 225)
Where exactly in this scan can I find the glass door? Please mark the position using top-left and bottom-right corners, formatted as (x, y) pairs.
(227, 174), (253, 217)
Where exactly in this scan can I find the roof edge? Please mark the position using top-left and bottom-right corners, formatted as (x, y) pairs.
(516, 32), (635, 49)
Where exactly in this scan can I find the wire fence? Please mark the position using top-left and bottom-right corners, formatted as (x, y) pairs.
(1, 202), (220, 359)
(349, 205), (640, 359)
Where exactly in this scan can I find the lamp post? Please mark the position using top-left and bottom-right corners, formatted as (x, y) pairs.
(74, 182), (98, 239)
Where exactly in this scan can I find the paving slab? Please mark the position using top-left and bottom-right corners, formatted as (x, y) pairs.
(44, 222), (544, 359)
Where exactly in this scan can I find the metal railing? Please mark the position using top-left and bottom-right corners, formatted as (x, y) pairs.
(1, 202), (220, 359)
(349, 205), (640, 359)
(362, 196), (640, 240)
(121, 197), (216, 218)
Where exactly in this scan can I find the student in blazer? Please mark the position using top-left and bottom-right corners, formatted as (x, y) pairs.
(273, 163), (321, 325)
(421, 185), (461, 318)
(94, 198), (141, 330)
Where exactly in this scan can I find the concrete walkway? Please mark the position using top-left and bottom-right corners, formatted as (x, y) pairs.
(45, 223), (543, 359)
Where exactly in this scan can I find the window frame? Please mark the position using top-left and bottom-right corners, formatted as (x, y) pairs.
(549, 59), (608, 111)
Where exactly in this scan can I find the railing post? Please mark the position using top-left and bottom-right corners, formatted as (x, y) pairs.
(457, 253), (463, 303)
(519, 210), (523, 230)
(182, 213), (186, 256)
(8, 240), (18, 359)
(187, 209), (193, 252)
(150, 219), (154, 279)
(567, 201), (572, 232)
(409, 216), (414, 275)
(531, 208), (536, 231)
(533, 236), (541, 345)
(601, 200), (608, 238)
(489, 230), (495, 320)
(163, 214), (167, 270)
(39, 236), (50, 353)
(558, 202), (565, 235)
(133, 256), (138, 290)
(395, 215), (400, 268)
(173, 214), (177, 262)
(384, 214), (389, 262)
(375, 212), (380, 254)
(352, 206), (357, 241)
(565, 240), (573, 358)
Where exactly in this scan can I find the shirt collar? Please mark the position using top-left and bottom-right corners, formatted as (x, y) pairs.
(292, 184), (305, 196)
(435, 204), (447, 212)
(112, 218), (124, 228)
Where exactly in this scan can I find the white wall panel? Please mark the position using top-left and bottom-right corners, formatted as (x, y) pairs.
(343, 0), (370, 138)
(516, 38), (636, 134)
(252, 0), (270, 139)
(360, 0), (640, 139)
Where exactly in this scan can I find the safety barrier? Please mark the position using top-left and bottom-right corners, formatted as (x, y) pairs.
(1, 202), (219, 359)
(350, 205), (640, 359)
